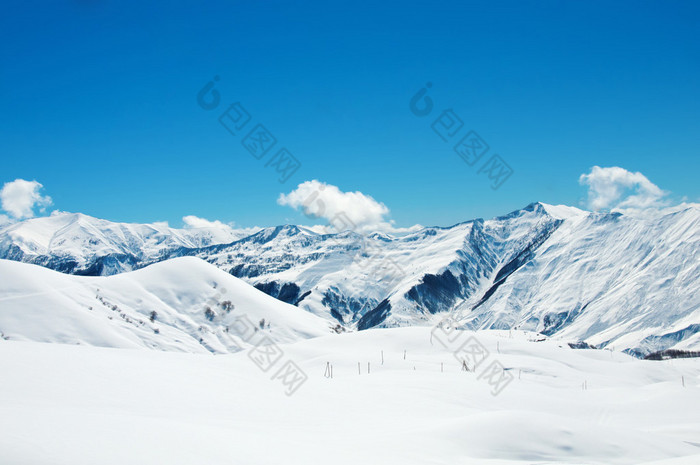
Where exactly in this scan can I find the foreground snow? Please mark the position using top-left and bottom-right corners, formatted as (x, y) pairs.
(1, 327), (698, 465)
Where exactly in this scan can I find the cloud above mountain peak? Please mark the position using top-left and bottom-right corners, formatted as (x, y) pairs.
(0, 179), (53, 219)
(278, 180), (420, 234)
(182, 215), (234, 231)
(579, 166), (669, 212)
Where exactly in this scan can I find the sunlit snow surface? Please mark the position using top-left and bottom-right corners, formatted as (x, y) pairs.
(0, 328), (699, 465)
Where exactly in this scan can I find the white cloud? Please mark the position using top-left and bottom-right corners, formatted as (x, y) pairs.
(278, 180), (420, 234)
(0, 214), (12, 228)
(0, 179), (52, 219)
(579, 166), (669, 211)
(182, 215), (234, 231)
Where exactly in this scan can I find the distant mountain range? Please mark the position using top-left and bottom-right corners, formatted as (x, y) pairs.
(1, 202), (698, 356)
(0, 212), (252, 275)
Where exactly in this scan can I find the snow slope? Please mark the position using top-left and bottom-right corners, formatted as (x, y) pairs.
(0, 257), (331, 353)
(0, 327), (698, 465)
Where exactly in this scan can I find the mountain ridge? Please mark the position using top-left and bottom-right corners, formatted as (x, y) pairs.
(1, 202), (698, 356)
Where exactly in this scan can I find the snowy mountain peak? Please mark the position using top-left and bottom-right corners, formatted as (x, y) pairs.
(535, 202), (588, 219)
(494, 202), (587, 222)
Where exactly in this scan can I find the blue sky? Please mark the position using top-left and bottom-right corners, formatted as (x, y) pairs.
(1, 0), (698, 229)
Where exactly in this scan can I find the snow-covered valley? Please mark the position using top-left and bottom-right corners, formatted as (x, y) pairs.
(1, 327), (699, 465)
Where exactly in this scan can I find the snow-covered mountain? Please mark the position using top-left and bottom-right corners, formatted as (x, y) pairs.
(454, 204), (700, 357)
(0, 212), (252, 275)
(0, 257), (331, 353)
(1, 202), (698, 356)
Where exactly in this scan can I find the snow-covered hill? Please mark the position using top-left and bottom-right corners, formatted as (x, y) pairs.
(0, 257), (331, 353)
(1, 202), (698, 356)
